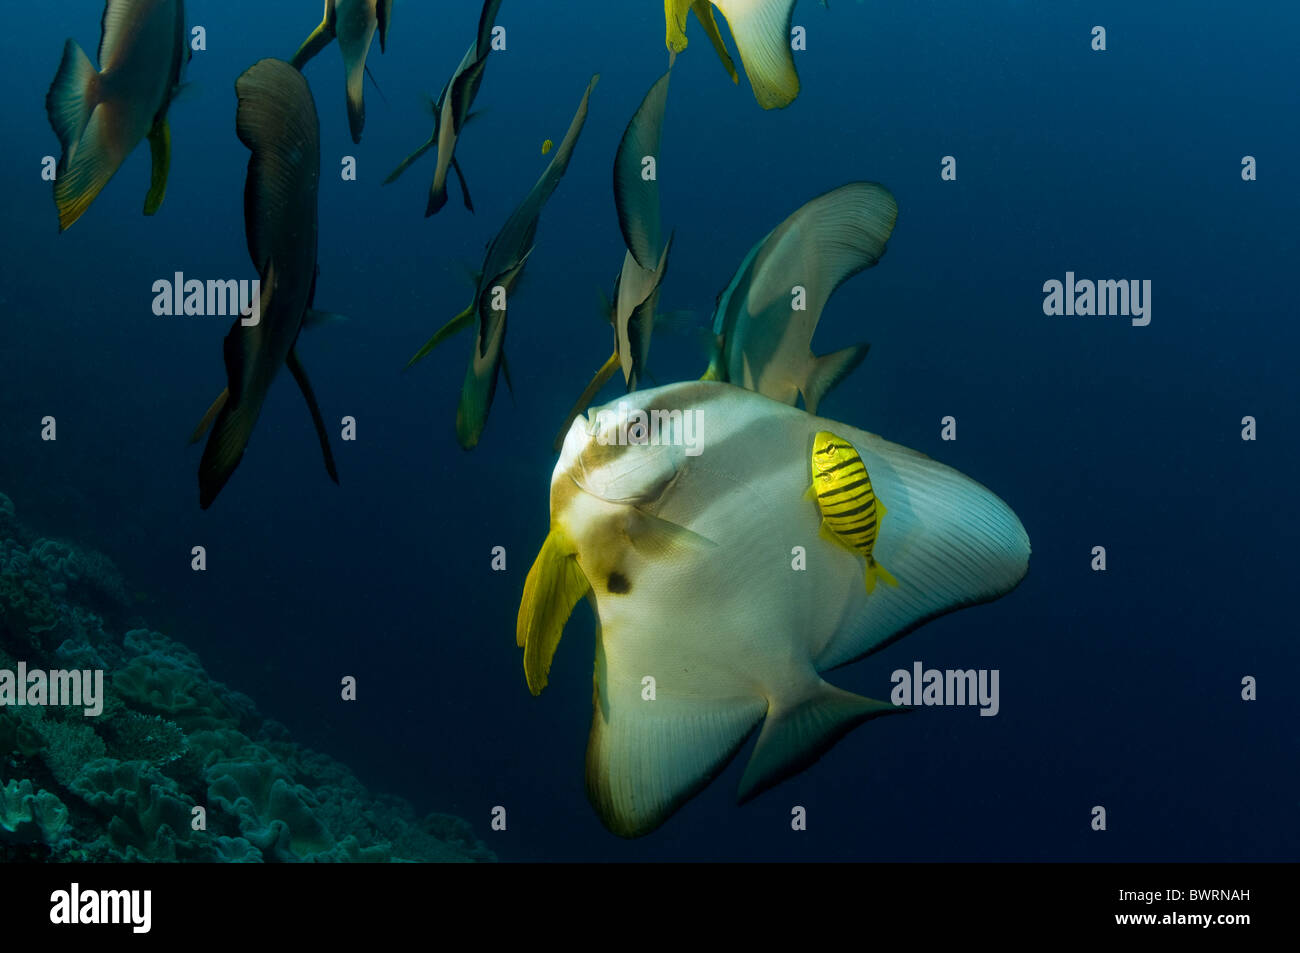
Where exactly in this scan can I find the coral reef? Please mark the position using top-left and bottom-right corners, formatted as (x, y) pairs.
(0, 491), (493, 863)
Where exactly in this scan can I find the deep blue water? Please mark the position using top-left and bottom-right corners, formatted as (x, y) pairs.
(1, 0), (1296, 861)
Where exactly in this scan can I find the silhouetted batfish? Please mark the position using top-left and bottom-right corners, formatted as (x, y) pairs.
(290, 0), (394, 143)
(554, 68), (674, 449)
(383, 0), (502, 215)
(704, 182), (897, 412)
(45, 0), (189, 231)
(521, 381), (1031, 836)
(406, 75), (599, 450)
(190, 59), (342, 509)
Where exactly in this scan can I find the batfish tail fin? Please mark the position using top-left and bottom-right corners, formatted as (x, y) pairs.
(198, 324), (260, 510)
(47, 39), (128, 231)
(737, 680), (907, 804)
(517, 526), (592, 695)
(587, 647), (766, 837)
(801, 342), (869, 415)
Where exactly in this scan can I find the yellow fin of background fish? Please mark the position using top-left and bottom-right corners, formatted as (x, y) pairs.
(143, 118), (171, 215)
(518, 527), (592, 695)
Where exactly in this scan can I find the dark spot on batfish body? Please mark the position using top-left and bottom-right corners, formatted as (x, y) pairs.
(607, 571), (632, 594)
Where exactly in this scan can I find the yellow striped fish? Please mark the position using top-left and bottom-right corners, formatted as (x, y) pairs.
(808, 430), (899, 593)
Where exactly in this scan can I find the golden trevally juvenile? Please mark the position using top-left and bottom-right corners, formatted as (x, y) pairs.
(290, 0), (394, 143)
(406, 75), (599, 450)
(383, 0), (503, 215)
(704, 182), (897, 413)
(45, 0), (189, 231)
(663, 0), (800, 109)
(809, 429), (899, 594)
(190, 59), (342, 509)
(554, 68), (675, 450)
(519, 381), (1031, 837)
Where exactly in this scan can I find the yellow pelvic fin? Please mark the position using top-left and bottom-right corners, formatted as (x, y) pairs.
(518, 526), (592, 695)
(664, 0), (693, 52)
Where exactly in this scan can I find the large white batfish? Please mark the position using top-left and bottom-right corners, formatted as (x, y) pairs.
(519, 381), (1030, 837)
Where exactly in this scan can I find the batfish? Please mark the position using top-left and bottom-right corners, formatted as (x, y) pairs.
(190, 59), (342, 509)
(383, 0), (502, 215)
(554, 68), (675, 449)
(291, 0), (394, 143)
(45, 0), (189, 231)
(406, 75), (599, 449)
(519, 381), (1030, 836)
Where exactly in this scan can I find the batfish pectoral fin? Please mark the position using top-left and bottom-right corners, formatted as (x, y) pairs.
(736, 681), (908, 804)
(405, 301), (476, 370)
(143, 117), (171, 216)
(189, 388), (229, 445)
(553, 351), (620, 451)
(383, 131), (436, 185)
(290, 12), (337, 70)
(627, 509), (717, 560)
(801, 343), (869, 415)
(517, 526), (592, 695)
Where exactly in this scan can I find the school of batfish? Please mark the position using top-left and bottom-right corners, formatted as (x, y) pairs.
(45, 0), (1031, 837)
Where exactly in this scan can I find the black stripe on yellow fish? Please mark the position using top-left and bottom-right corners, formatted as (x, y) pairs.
(809, 430), (899, 594)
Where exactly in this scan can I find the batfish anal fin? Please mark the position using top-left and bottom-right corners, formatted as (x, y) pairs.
(737, 681), (908, 804)
(500, 346), (515, 403)
(517, 526), (592, 695)
(286, 347), (340, 485)
(451, 156), (474, 212)
(587, 635), (766, 837)
(143, 117), (171, 215)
